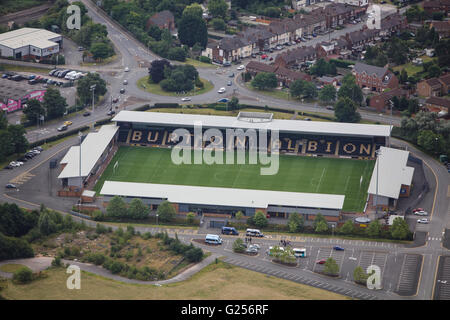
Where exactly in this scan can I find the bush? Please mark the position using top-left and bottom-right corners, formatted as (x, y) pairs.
(13, 267), (33, 284)
(0, 233), (34, 260)
(86, 252), (106, 265)
(51, 256), (62, 267)
(185, 247), (203, 262)
(199, 56), (211, 63)
(186, 212), (195, 225)
(232, 238), (245, 253)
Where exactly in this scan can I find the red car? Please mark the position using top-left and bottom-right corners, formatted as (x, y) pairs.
(413, 208), (424, 213)
(261, 54), (268, 59)
(316, 259), (326, 264)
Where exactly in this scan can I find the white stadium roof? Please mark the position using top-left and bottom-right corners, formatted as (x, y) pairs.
(112, 111), (392, 138)
(100, 181), (346, 210)
(58, 125), (118, 179)
(0, 28), (61, 50)
(367, 147), (414, 199)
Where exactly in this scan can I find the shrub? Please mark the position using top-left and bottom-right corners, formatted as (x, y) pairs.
(51, 256), (62, 267)
(186, 212), (195, 225)
(13, 267), (33, 284)
(232, 238), (245, 253)
(86, 253), (106, 265)
(185, 247), (203, 262)
(199, 56), (211, 63)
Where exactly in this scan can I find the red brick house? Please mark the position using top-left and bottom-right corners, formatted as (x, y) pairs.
(422, 0), (450, 13)
(425, 96), (450, 113)
(146, 10), (176, 34)
(369, 88), (409, 112)
(245, 61), (310, 87)
(430, 20), (450, 39)
(353, 62), (399, 92)
(417, 74), (450, 97)
(274, 46), (316, 68)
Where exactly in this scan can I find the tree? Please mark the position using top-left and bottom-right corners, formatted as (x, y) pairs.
(157, 201), (176, 222)
(235, 211), (244, 220)
(185, 247), (203, 262)
(179, 14), (208, 48)
(42, 88), (67, 120)
(0, 130), (13, 162)
(232, 238), (245, 253)
(399, 69), (408, 84)
(211, 18), (226, 31)
(313, 213), (327, 230)
(353, 266), (368, 284)
(148, 59), (171, 83)
(323, 257), (339, 275)
(128, 198), (149, 220)
(147, 25), (162, 41)
(366, 220), (382, 238)
(318, 84), (336, 104)
(302, 81), (317, 99)
(288, 212), (304, 233)
(338, 77), (363, 105)
(90, 42), (113, 60)
(186, 212), (195, 224)
(251, 72), (277, 90)
(427, 64), (441, 78)
(38, 210), (56, 236)
(183, 3), (203, 19)
(106, 196), (128, 218)
(13, 266), (33, 284)
(8, 124), (28, 154)
(290, 79), (304, 98)
(227, 96), (239, 110)
(23, 99), (45, 124)
(334, 97), (361, 123)
(315, 220), (329, 233)
(417, 130), (445, 154)
(390, 217), (410, 240)
(254, 211), (268, 228)
(167, 47), (187, 61)
(208, 0), (228, 19)
(340, 220), (355, 235)
(76, 72), (107, 106)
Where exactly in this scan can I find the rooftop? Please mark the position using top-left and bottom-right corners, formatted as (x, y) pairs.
(367, 147), (414, 199)
(0, 27), (61, 49)
(112, 111), (392, 138)
(58, 125), (119, 179)
(100, 181), (346, 210)
(354, 62), (389, 79)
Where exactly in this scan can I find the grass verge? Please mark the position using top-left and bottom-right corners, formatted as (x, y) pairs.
(137, 77), (213, 97)
(0, 264), (26, 273)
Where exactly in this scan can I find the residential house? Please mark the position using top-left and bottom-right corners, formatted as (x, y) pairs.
(315, 3), (358, 29)
(274, 45), (317, 68)
(238, 26), (275, 51)
(317, 75), (342, 88)
(422, 0), (450, 13)
(416, 73), (450, 97)
(417, 77), (444, 97)
(268, 21), (291, 45)
(146, 10), (176, 35)
(379, 14), (408, 37)
(345, 28), (380, 49)
(207, 36), (252, 64)
(369, 88), (409, 112)
(353, 62), (399, 92)
(245, 61), (311, 87)
(336, 0), (369, 7)
(425, 96), (450, 112)
(429, 20), (450, 39)
(293, 13), (327, 35)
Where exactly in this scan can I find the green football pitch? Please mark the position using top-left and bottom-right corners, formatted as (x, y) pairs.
(95, 146), (375, 212)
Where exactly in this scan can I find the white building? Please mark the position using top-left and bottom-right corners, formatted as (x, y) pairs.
(336, 0), (368, 6)
(0, 28), (62, 59)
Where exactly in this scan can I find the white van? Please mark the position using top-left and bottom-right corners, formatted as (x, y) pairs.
(64, 71), (77, 79)
(205, 234), (223, 245)
(293, 248), (307, 258)
(246, 228), (264, 237)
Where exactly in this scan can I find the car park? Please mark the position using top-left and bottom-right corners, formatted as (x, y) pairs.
(83, 111), (91, 117)
(333, 246), (344, 251)
(181, 97), (191, 101)
(417, 218), (429, 224)
(57, 125), (68, 132)
(5, 184), (17, 189)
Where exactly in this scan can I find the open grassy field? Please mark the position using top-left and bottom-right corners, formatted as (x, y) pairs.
(95, 147), (374, 212)
(0, 264), (26, 273)
(0, 261), (348, 300)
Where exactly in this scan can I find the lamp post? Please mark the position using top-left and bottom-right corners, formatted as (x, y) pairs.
(375, 149), (381, 217)
(90, 84), (96, 113)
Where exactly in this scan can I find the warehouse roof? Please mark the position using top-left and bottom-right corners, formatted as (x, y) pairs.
(367, 147), (414, 199)
(112, 111), (392, 138)
(100, 181), (346, 210)
(0, 28), (61, 50)
(58, 125), (118, 179)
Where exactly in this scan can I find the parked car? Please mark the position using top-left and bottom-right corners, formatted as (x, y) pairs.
(124, 67), (130, 72)
(78, 46), (85, 51)
(333, 246), (344, 251)
(237, 65), (245, 71)
(417, 218), (429, 224)
(107, 109), (116, 116)
(246, 245), (259, 253)
(217, 87), (226, 94)
(181, 97), (191, 101)
(326, 106), (334, 110)
(261, 54), (268, 59)
(228, 72), (234, 78)
(412, 208), (424, 213)
(218, 98), (229, 103)
(120, 88), (125, 94)
(227, 80), (232, 86)
(64, 121), (73, 126)
(123, 79), (128, 85)
(5, 184), (17, 189)
(269, 57), (273, 61)
(414, 211), (428, 216)
(17, 157), (28, 162)
(4, 165), (14, 170)
(221, 226), (239, 235)
(83, 111), (91, 117)
(316, 259), (326, 264)
(34, 147), (43, 152)
(57, 125), (68, 132)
